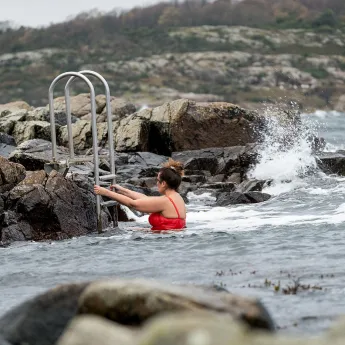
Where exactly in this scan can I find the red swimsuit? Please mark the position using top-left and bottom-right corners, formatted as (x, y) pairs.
(148, 196), (186, 231)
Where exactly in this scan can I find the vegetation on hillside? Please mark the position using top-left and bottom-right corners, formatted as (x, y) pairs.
(0, 0), (345, 109)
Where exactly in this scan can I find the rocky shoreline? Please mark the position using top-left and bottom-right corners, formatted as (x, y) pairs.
(0, 95), (342, 244)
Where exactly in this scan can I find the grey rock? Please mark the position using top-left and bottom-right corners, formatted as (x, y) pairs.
(0, 283), (90, 345)
(78, 278), (275, 331)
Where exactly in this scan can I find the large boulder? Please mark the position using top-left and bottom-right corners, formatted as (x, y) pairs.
(2, 170), (111, 242)
(78, 279), (275, 331)
(115, 99), (266, 155)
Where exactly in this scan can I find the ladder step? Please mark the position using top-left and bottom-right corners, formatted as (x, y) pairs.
(65, 155), (109, 164)
(99, 174), (116, 181)
(101, 200), (117, 207)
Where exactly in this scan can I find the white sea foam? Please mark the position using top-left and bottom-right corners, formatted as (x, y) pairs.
(248, 108), (319, 195)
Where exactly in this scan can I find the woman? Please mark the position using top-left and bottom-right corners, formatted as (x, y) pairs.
(94, 159), (186, 231)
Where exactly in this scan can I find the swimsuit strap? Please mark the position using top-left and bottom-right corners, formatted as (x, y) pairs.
(166, 196), (181, 218)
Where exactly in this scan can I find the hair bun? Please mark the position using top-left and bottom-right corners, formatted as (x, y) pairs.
(163, 158), (184, 177)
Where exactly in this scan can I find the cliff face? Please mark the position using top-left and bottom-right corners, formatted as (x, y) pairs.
(1, 26), (345, 111)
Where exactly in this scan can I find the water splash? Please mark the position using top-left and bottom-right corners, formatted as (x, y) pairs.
(248, 104), (320, 195)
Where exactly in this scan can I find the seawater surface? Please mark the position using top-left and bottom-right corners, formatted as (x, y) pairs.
(1, 109), (345, 336)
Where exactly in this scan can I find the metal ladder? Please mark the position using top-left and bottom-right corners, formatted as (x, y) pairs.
(46, 71), (117, 233)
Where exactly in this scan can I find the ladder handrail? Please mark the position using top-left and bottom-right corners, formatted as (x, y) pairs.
(48, 71), (101, 232)
(64, 70), (116, 185)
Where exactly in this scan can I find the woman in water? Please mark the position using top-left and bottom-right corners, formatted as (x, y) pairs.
(94, 159), (186, 231)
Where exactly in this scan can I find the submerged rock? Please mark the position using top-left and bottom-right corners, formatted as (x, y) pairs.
(215, 191), (271, 206)
(317, 151), (345, 176)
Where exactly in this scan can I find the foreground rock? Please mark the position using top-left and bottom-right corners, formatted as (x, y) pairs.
(0, 278), (274, 345)
(2, 278), (345, 345)
(0, 283), (89, 345)
(78, 279), (274, 330)
(55, 312), (345, 345)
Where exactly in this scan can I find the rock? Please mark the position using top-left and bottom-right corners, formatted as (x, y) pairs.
(56, 315), (135, 345)
(226, 172), (242, 184)
(215, 191), (270, 206)
(237, 179), (267, 193)
(0, 111), (27, 134)
(11, 120), (53, 144)
(317, 152), (345, 176)
(115, 152), (169, 183)
(0, 143), (16, 158)
(202, 182), (237, 192)
(169, 100), (263, 152)
(8, 139), (69, 171)
(172, 146), (258, 178)
(0, 131), (16, 157)
(207, 174), (225, 183)
(51, 94), (104, 118)
(77, 279), (275, 331)
(182, 175), (207, 184)
(101, 97), (137, 121)
(0, 101), (31, 116)
(26, 107), (79, 126)
(0, 156), (26, 193)
(3, 170), (111, 242)
(0, 335), (11, 345)
(1, 210), (33, 242)
(0, 132), (16, 146)
(58, 120), (108, 152)
(0, 283), (90, 345)
(114, 99), (267, 154)
(216, 192), (251, 205)
(138, 311), (245, 345)
(245, 191), (271, 203)
(115, 114), (150, 152)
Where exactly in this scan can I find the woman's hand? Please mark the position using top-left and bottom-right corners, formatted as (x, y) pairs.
(110, 184), (121, 192)
(94, 185), (109, 196)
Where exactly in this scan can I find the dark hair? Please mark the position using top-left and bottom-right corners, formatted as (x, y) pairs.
(159, 159), (184, 191)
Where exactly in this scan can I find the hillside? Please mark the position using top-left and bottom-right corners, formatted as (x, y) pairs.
(1, 0), (345, 111)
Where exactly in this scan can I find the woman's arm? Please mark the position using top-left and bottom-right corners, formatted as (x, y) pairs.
(111, 184), (148, 200)
(94, 186), (166, 213)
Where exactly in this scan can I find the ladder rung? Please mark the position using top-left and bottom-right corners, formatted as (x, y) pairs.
(101, 200), (117, 207)
(66, 155), (109, 164)
(99, 174), (116, 181)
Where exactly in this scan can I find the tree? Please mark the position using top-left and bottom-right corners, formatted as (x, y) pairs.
(158, 6), (182, 27)
(312, 9), (338, 27)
